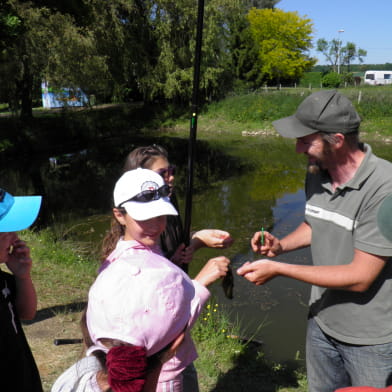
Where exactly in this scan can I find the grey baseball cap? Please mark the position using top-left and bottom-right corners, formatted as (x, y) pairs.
(377, 194), (392, 242)
(272, 90), (361, 138)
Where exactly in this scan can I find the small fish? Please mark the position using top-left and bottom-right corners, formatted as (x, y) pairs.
(222, 265), (234, 300)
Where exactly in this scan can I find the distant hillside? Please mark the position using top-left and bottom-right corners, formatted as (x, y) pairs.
(313, 63), (392, 73)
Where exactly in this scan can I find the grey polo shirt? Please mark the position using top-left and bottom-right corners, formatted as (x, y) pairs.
(305, 144), (392, 345)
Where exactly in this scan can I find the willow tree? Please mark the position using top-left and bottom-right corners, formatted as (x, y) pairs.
(243, 0), (280, 11)
(138, 0), (244, 104)
(247, 8), (316, 85)
(0, 1), (111, 118)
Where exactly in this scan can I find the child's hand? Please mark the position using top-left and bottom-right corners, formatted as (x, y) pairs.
(0, 232), (18, 261)
(171, 243), (194, 265)
(194, 256), (230, 287)
(6, 238), (32, 279)
(191, 229), (234, 250)
(0, 233), (36, 320)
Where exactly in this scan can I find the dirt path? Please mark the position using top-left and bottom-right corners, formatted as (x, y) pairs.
(24, 307), (85, 391)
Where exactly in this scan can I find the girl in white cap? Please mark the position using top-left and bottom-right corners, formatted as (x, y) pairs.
(107, 168), (230, 392)
(112, 144), (233, 268)
(53, 169), (230, 392)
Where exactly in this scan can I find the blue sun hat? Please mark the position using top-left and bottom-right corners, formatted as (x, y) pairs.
(0, 189), (42, 232)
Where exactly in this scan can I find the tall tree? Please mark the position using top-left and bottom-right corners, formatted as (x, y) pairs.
(85, 0), (156, 101)
(0, 0), (151, 117)
(316, 38), (367, 72)
(0, 3), (52, 118)
(0, 1), (110, 117)
(243, 0), (280, 11)
(341, 42), (367, 72)
(139, 0), (244, 103)
(246, 8), (316, 85)
(0, 3), (22, 104)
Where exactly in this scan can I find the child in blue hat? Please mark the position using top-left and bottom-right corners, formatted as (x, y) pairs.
(0, 188), (43, 391)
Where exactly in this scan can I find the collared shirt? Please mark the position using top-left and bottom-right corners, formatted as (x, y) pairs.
(305, 144), (392, 344)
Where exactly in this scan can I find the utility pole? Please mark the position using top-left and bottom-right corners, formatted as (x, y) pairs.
(337, 29), (345, 74)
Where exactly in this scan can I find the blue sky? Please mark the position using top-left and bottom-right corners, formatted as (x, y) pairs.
(278, 0), (392, 65)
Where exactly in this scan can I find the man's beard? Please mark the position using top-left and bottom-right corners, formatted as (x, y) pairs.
(307, 143), (330, 175)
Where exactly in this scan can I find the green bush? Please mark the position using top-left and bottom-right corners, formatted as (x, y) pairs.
(321, 72), (342, 88)
(342, 72), (354, 86)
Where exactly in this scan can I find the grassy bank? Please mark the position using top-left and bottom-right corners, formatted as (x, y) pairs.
(196, 86), (392, 138)
(2, 85), (392, 157)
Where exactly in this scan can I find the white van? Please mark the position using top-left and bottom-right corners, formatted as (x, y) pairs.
(364, 70), (392, 85)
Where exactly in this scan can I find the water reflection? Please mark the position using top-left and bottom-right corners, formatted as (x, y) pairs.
(187, 175), (311, 363)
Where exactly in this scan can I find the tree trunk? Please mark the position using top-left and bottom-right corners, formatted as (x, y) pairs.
(20, 59), (33, 119)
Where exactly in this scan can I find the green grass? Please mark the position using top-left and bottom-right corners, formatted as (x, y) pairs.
(192, 303), (307, 391)
(24, 229), (98, 308)
(298, 72), (322, 88)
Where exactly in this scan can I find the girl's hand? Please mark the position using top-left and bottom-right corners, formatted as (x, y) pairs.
(194, 256), (230, 287)
(191, 229), (234, 249)
(171, 243), (194, 265)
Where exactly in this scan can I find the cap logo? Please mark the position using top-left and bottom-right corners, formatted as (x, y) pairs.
(140, 181), (159, 192)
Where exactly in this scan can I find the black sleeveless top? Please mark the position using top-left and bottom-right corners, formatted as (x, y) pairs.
(0, 270), (43, 391)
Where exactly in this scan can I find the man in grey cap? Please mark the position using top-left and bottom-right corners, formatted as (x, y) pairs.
(237, 90), (392, 392)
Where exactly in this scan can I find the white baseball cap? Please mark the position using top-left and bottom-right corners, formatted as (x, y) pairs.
(113, 168), (178, 221)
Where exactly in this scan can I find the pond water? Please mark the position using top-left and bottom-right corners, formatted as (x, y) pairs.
(183, 157), (311, 363)
(2, 132), (391, 364)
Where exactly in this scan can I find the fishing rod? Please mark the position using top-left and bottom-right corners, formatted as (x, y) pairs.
(182, 0), (233, 299)
(183, 0), (204, 248)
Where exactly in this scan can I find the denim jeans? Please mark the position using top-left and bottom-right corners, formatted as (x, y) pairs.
(306, 317), (392, 392)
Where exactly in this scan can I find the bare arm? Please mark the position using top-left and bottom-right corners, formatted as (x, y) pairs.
(280, 221), (312, 253)
(6, 239), (37, 320)
(237, 248), (387, 292)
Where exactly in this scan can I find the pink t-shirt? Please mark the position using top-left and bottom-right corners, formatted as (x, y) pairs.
(98, 238), (163, 273)
(99, 239), (210, 385)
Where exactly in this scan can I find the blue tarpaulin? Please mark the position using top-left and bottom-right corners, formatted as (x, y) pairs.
(41, 81), (88, 108)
